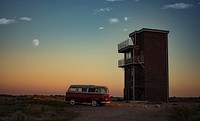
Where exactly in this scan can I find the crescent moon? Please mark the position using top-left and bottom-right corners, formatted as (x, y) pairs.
(33, 39), (39, 47)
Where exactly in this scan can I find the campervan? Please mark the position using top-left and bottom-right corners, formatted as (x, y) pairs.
(65, 85), (110, 107)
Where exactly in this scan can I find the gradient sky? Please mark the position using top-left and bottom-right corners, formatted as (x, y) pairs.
(0, 0), (200, 97)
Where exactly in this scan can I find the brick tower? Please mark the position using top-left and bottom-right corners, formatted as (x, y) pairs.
(118, 28), (169, 101)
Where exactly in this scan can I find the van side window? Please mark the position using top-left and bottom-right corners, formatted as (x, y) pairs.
(95, 88), (99, 93)
(82, 88), (87, 92)
(77, 88), (82, 92)
(68, 87), (76, 92)
(88, 88), (96, 92)
(100, 88), (106, 93)
(68, 86), (109, 94)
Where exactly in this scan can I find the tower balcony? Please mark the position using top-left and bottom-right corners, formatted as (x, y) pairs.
(118, 58), (142, 68)
(118, 39), (133, 53)
(118, 59), (125, 67)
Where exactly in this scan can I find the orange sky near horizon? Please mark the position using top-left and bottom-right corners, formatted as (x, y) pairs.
(0, 46), (124, 96)
(0, 47), (199, 97)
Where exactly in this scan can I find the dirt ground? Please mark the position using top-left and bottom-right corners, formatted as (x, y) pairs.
(70, 102), (172, 121)
(1, 95), (199, 121)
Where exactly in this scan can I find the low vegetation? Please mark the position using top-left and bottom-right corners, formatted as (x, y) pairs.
(0, 94), (78, 121)
(170, 105), (200, 121)
(1, 95), (200, 121)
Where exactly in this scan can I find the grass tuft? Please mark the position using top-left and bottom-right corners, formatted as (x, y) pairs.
(0, 95), (78, 121)
(170, 105), (200, 121)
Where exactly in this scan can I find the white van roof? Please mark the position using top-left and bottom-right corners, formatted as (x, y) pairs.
(70, 85), (107, 88)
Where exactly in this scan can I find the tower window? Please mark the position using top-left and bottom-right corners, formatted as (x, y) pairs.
(126, 51), (132, 59)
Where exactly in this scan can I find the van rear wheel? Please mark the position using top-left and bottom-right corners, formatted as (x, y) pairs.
(91, 100), (98, 107)
(69, 99), (75, 106)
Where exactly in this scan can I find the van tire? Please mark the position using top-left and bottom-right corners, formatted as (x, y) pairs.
(69, 99), (75, 106)
(91, 100), (98, 107)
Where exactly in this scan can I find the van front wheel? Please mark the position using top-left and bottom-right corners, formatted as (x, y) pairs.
(91, 100), (98, 107)
(69, 99), (75, 106)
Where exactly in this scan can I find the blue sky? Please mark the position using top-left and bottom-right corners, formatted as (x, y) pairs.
(0, 0), (200, 96)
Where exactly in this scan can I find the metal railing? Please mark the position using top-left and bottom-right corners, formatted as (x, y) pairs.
(118, 59), (125, 67)
(118, 56), (144, 67)
(118, 58), (135, 67)
(118, 38), (133, 50)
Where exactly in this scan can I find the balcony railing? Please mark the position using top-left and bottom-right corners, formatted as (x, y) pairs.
(118, 56), (144, 67)
(118, 38), (133, 51)
(118, 59), (125, 67)
(118, 58), (135, 67)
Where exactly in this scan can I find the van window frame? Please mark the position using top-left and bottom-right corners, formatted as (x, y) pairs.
(68, 85), (109, 94)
